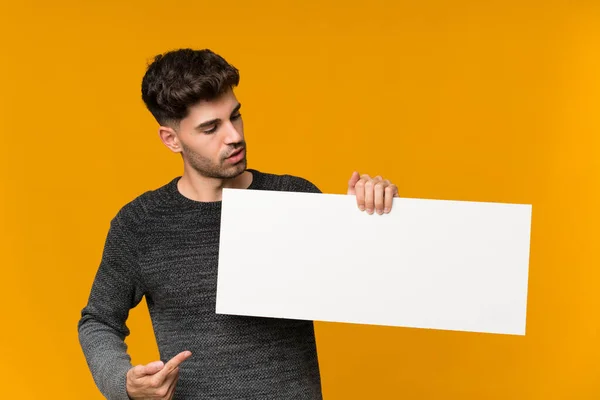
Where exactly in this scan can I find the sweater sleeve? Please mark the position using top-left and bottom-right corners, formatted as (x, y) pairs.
(78, 212), (145, 400)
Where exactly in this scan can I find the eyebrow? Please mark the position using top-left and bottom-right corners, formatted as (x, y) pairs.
(195, 103), (242, 130)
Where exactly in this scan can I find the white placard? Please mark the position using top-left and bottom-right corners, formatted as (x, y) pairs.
(216, 189), (532, 336)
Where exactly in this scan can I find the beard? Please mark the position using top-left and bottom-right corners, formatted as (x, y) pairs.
(181, 141), (247, 180)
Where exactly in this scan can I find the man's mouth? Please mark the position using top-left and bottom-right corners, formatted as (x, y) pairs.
(225, 147), (245, 163)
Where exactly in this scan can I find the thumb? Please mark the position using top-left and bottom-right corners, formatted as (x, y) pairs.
(347, 171), (360, 195)
(140, 360), (165, 376)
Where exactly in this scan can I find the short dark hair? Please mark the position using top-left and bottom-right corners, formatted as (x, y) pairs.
(141, 48), (240, 125)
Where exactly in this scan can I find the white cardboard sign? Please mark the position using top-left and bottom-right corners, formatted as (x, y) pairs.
(216, 189), (532, 336)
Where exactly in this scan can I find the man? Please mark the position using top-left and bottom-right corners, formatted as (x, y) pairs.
(78, 48), (398, 400)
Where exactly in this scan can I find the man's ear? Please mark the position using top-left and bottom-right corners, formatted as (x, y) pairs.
(158, 125), (182, 153)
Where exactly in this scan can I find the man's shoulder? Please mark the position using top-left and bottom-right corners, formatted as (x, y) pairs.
(251, 169), (322, 194)
(110, 178), (177, 228)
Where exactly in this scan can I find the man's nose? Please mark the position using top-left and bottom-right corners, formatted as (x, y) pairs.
(223, 121), (243, 144)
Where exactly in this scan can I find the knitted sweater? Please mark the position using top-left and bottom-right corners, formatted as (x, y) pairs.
(78, 169), (323, 400)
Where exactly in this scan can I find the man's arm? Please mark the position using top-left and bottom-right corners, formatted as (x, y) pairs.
(78, 213), (145, 400)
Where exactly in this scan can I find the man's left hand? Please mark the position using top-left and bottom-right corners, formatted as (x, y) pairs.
(347, 171), (399, 215)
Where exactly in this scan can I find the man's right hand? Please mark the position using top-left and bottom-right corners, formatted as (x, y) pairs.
(126, 350), (192, 399)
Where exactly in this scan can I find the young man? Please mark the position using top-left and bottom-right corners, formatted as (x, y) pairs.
(78, 48), (398, 400)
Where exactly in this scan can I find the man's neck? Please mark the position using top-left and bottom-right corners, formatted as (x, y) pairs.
(177, 169), (252, 202)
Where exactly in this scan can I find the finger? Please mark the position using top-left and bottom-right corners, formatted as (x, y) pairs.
(347, 171), (360, 195)
(131, 360), (165, 378)
(364, 179), (375, 214)
(384, 184), (397, 213)
(163, 365), (180, 385)
(354, 177), (367, 211)
(374, 181), (386, 214)
(150, 367), (179, 399)
(154, 351), (192, 383)
(165, 370), (181, 399)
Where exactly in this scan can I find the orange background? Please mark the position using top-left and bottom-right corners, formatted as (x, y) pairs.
(1, 1), (599, 399)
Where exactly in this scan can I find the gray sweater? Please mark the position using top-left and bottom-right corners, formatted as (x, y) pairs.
(78, 169), (323, 399)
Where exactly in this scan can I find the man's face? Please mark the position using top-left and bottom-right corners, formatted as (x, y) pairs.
(175, 89), (246, 179)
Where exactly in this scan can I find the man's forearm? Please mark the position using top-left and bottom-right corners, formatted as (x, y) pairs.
(78, 315), (133, 400)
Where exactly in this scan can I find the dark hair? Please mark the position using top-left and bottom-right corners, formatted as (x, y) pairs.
(141, 48), (240, 125)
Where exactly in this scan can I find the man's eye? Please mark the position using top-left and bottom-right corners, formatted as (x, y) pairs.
(204, 125), (218, 134)
(231, 113), (242, 121)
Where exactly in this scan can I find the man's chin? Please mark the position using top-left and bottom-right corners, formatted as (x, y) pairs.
(223, 159), (247, 178)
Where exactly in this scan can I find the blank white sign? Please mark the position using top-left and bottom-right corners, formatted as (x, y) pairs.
(216, 189), (532, 336)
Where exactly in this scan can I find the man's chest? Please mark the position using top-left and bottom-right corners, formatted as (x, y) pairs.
(136, 216), (222, 307)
